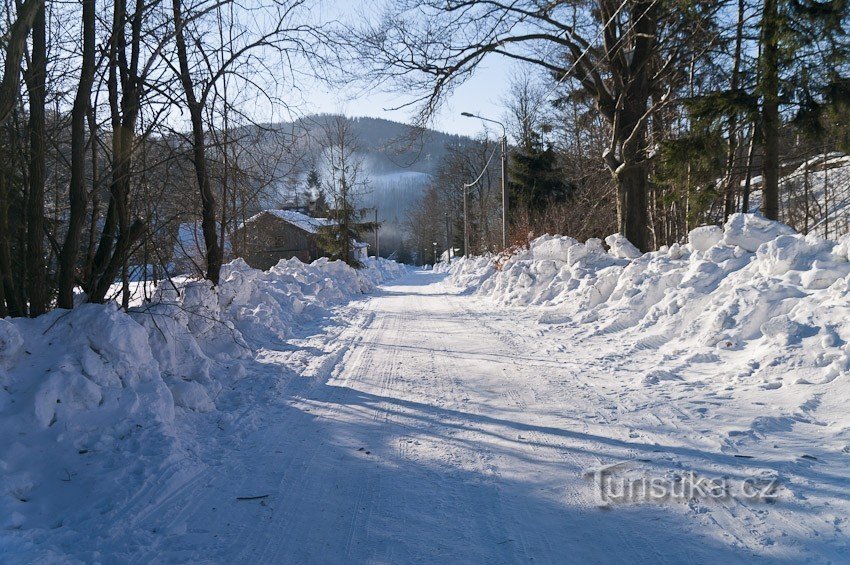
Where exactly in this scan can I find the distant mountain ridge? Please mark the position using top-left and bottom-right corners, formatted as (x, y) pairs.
(246, 114), (476, 255)
(269, 113), (472, 176)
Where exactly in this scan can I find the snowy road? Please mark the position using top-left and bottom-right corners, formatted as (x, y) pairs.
(111, 271), (846, 563)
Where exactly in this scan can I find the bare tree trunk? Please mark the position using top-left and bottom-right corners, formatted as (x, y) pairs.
(24, 1), (46, 315)
(122, 256), (130, 309)
(803, 153), (810, 234)
(760, 0), (780, 220)
(84, 106), (100, 278)
(602, 0), (657, 252)
(723, 0), (745, 221)
(611, 90), (652, 251)
(823, 148), (829, 239)
(172, 0), (222, 285)
(0, 0), (42, 124)
(684, 57), (695, 234)
(617, 162), (650, 250)
(57, 0), (96, 308)
(742, 123), (759, 213)
(0, 172), (23, 316)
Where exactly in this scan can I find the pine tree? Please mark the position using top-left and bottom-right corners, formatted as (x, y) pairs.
(510, 141), (572, 213)
(306, 168), (330, 217)
(317, 181), (361, 267)
(315, 116), (376, 268)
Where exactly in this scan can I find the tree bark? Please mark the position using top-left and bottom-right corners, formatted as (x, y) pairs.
(84, 106), (100, 280)
(0, 173), (23, 316)
(617, 162), (651, 251)
(760, 0), (780, 220)
(24, 2), (47, 315)
(57, 0), (96, 308)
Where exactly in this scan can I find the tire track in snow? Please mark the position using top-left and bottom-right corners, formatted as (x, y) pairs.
(454, 293), (788, 559)
(441, 293), (666, 562)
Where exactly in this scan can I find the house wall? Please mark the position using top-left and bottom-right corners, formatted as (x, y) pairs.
(232, 214), (319, 270)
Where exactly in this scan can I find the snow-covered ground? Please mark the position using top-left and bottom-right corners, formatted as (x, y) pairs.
(0, 256), (406, 559)
(749, 152), (850, 239)
(2, 214), (850, 561)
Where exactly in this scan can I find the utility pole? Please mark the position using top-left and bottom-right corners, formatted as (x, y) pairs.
(462, 182), (470, 257)
(374, 207), (379, 258)
(461, 112), (508, 249)
(445, 212), (451, 264)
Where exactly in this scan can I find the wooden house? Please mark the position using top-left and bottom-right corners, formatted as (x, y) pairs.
(232, 209), (368, 270)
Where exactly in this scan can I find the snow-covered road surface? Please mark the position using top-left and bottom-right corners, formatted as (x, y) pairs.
(107, 271), (846, 563)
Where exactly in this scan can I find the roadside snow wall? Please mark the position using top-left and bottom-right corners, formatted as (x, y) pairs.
(444, 213), (850, 384)
(0, 257), (404, 535)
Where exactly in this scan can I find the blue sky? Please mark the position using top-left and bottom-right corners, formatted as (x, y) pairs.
(300, 0), (516, 138)
(305, 62), (515, 138)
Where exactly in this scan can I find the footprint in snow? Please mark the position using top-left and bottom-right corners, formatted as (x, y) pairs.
(641, 369), (681, 385)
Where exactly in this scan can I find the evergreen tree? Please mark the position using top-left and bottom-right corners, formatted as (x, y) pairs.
(315, 116), (376, 268)
(306, 167), (330, 217)
(510, 140), (573, 213)
(317, 179), (366, 267)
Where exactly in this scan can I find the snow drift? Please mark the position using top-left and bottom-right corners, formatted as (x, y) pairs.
(443, 213), (850, 386)
(0, 257), (404, 539)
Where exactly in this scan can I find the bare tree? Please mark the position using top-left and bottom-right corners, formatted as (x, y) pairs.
(354, 0), (715, 250)
(169, 0), (326, 283)
(171, 0), (222, 284)
(0, 0), (42, 124)
(57, 0), (96, 308)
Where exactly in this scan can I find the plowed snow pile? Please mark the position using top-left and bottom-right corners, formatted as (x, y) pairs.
(0, 257), (404, 552)
(442, 213), (850, 522)
(445, 213), (850, 373)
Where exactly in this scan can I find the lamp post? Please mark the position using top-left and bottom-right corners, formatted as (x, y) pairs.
(462, 112), (508, 249)
(432, 241), (438, 265)
(462, 181), (471, 257)
(445, 212), (451, 264)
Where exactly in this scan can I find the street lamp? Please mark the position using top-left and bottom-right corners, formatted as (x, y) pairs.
(444, 212), (451, 265)
(462, 112), (508, 249)
(432, 241), (438, 265)
(462, 180), (471, 257)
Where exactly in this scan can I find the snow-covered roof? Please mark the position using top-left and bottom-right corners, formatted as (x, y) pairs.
(176, 221), (231, 257)
(240, 209), (333, 234)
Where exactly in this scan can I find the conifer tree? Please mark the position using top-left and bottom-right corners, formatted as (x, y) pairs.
(315, 116), (376, 267)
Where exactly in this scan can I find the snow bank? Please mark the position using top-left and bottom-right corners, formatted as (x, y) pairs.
(0, 256), (404, 536)
(444, 213), (850, 387)
(721, 213), (795, 252)
(215, 256), (405, 346)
